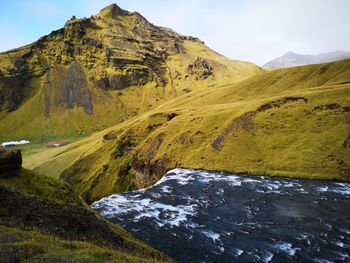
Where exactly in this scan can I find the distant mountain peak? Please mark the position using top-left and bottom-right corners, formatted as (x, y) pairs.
(284, 51), (297, 56)
(98, 3), (129, 19)
(264, 50), (350, 69)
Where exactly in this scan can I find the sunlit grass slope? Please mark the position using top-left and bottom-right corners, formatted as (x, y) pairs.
(25, 59), (350, 203)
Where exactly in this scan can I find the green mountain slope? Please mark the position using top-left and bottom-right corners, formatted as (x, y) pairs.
(0, 150), (171, 262)
(0, 4), (260, 142)
(25, 59), (350, 203)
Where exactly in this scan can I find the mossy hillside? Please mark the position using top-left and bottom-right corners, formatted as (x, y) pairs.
(25, 59), (350, 203)
(0, 4), (260, 142)
(0, 168), (80, 205)
(0, 168), (172, 262)
(0, 226), (170, 263)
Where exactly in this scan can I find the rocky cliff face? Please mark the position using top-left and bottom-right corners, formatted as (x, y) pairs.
(0, 4), (260, 141)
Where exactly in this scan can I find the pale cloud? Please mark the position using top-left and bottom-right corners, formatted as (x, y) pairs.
(133, 0), (350, 65)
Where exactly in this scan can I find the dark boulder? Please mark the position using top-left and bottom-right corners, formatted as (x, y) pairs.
(0, 147), (22, 177)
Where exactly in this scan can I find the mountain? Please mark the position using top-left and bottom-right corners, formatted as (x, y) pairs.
(0, 148), (171, 262)
(3, 3), (350, 262)
(263, 50), (350, 69)
(0, 3), (260, 142)
(2, 2), (350, 209)
(25, 58), (350, 203)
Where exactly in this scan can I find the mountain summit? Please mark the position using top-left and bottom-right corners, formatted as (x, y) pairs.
(0, 3), (260, 141)
(98, 3), (129, 18)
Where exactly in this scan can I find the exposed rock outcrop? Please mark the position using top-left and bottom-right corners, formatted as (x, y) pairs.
(188, 57), (213, 80)
(43, 62), (92, 116)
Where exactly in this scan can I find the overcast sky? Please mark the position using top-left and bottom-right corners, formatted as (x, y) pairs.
(0, 0), (349, 65)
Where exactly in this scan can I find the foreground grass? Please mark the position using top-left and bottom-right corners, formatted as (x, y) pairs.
(0, 169), (172, 262)
(0, 225), (168, 263)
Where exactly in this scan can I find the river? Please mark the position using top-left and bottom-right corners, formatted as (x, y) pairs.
(92, 168), (350, 262)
